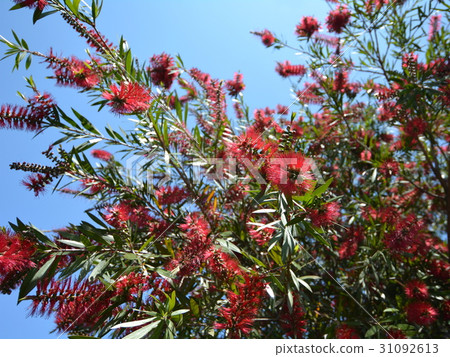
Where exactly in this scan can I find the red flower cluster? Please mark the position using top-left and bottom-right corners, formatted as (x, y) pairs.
(279, 296), (307, 338)
(214, 275), (266, 338)
(406, 301), (438, 326)
(384, 214), (422, 253)
(339, 226), (364, 259)
(22, 173), (53, 196)
(335, 323), (360, 338)
(31, 278), (113, 332)
(155, 186), (188, 206)
(325, 5), (351, 34)
(46, 54), (101, 89)
(103, 201), (151, 229)
(0, 230), (36, 294)
(91, 149), (113, 161)
(13, 0), (47, 10)
(404, 280), (429, 300)
(428, 14), (441, 41)
(276, 61), (306, 78)
(225, 72), (245, 97)
(254, 29), (275, 47)
(0, 92), (55, 132)
(308, 201), (341, 227)
(387, 328), (407, 339)
(267, 152), (314, 196)
(148, 53), (178, 89)
(295, 16), (320, 38)
(102, 82), (151, 115)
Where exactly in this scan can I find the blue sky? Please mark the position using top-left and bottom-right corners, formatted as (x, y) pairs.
(0, 0), (329, 338)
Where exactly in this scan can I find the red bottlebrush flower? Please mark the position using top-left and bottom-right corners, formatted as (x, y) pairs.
(233, 102), (244, 119)
(339, 226), (364, 259)
(336, 324), (360, 339)
(115, 272), (150, 300)
(13, 0), (48, 11)
(404, 280), (429, 300)
(360, 150), (372, 161)
(402, 117), (427, 139)
(441, 300), (450, 320)
(91, 149), (113, 161)
(227, 127), (273, 165)
(295, 16), (320, 38)
(326, 5), (351, 34)
(148, 53), (178, 89)
(102, 82), (151, 115)
(255, 29), (275, 47)
(31, 278), (113, 332)
(313, 33), (340, 49)
(172, 213), (212, 277)
(225, 72), (245, 97)
(384, 214), (422, 253)
(296, 82), (324, 105)
(308, 201), (341, 227)
(279, 295), (307, 338)
(80, 177), (107, 195)
(379, 158), (399, 177)
(406, 301), (438, 326)
(0, 230), (36, 293)
(428, 14), (441, 41)
(206, 249), (243, 281)
(0, 92), (55, 132)
(276, 61), (306, 78)
(103, 201), (151, 229)
(22, 173), (53, 196)
(428, 259), (450, 281)
(224, 182), (248, 209)
(155, 186), (188, 206)
(214, 275), (266, 338)
(387, 328), (407, 339)
(267, 152), (314, 196)
(276, 104), (289, 115)
(248, 222), (275, 246)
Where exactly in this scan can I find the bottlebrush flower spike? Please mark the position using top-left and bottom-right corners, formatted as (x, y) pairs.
(46, 53), (101, 89)
(91, 149), (113, 161)
(148, 53), (178, 89)
(335, 324), (360, 338)
(428, 14), (441, 41)
(279, 295), (307, 338)
(22, 173), (53, 196)
(102, 82), (151, 115)
(406, 301), (438, 326)
(0, 92), (55, 132)
(214, 274), (266, 338)
(253, 29), (275, 47)
(0, 230), (36, 294)
(384, 214), (422, 253)
(267, 152), (314, 196)
(225, 72), (245, 97)
(339, 226), (364, 259)
(155, 186), (188, 206)
(326, 5), (351, 34)
(295, 16), (320, 38)
(275, 61), (306, 78)
(103, 201), (152, 229)
(404, 280), (429, 300)
(13, 0), (48, 10)
(308, 201), (341, 227)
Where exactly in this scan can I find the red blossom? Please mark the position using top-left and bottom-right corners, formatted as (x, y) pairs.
(406, 301), (438, 326)
(326, 5), (351, 34)
(103, 201), (151, 229)
(279, 295), (307, 338)
(335, 324), (359, 338)
(404, 280), (429, 300)
(428, 14), (442, 41)
(276, 61), (306, 78)
(267, 152), (314, 196)
(255, 29), (275, 47)
(296, 16), (320, 38)
(13, 0), (47, 10)
(148, 53), (178, 89)
(339, 226), (364, 259)
(308, 201), (341, 227)
(22, 173), (53, 196)
(384, 214), (422, 254)
(387, 328), (407, 339)
(102, 82), (151, 115)
(155, 186), (188, 206)
(225, 72), (245, 97)
(214, 275), (266, 338)
(91, 149), (113, 161)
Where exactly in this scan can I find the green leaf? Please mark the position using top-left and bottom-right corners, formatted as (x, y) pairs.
(58, 239), (86, 249)
(312, 178), (333, 198)
(190, 299), (200, 317)
(123, 320), (162, 339)
(111, 317), (156, 330)
(18, 255), (58, 301)
(365, 325), (378, 338)
(170, 309), (189, 317)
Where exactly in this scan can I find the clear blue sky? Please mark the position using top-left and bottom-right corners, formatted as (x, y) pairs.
(0, 0), (329, 338)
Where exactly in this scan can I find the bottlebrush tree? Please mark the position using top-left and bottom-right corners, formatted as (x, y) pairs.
(0, 0), (449, 339)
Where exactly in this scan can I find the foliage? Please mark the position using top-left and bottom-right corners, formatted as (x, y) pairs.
(0, 0), (449, 339)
